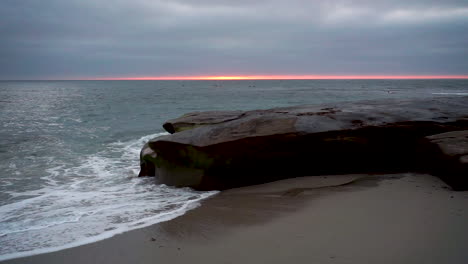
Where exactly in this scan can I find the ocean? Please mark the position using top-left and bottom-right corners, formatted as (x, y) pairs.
(0, 79), (467, 260)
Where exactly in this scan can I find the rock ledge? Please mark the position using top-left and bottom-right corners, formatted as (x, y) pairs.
(139, 97), (468, 191)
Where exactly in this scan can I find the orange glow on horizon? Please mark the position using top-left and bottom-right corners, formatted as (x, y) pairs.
(93, 75), (468, 80)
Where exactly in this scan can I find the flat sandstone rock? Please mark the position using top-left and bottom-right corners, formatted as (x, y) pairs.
(139, 97), (468, 190)
(426, 130), (468, 190)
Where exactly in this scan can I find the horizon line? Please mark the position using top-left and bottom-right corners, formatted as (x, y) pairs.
(92, 75), (468, 80)
(4, 75), (468, 81)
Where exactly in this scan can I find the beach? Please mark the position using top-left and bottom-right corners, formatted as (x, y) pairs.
(4, 173), (467, 264)
(3, 0), (468, 260)
(1, 80), (467, 262)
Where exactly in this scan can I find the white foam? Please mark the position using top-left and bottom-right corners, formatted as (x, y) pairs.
(0, 132), (218, 261)
(432, 92), (468, 96)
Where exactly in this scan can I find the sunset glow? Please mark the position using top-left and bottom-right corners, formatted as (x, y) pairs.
(96, 75), (468, 80)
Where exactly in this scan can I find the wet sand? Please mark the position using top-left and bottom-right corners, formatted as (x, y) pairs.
(3, 173), (468, 264)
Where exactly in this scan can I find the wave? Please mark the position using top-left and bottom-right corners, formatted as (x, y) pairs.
(0, 132), (218, 261)
(432, 92), (468, 96)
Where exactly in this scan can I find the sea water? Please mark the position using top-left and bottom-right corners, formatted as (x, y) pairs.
(0, 79), (467, 260)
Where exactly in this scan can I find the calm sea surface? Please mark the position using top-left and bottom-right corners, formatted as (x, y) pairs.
(0, 79), (467, 260)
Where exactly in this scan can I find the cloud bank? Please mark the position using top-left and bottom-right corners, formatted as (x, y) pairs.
(1, 0), (467, 79)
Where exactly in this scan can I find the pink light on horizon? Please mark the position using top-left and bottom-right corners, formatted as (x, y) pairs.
(93, 75), (468, 80)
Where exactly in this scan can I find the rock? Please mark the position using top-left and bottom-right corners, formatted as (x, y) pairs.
(163, 111), (245, 134)
(425, 130), (468, 191)
(137, 143), (157, 177)
(427, 130), (468, 156)
(140, 96), (468, 190)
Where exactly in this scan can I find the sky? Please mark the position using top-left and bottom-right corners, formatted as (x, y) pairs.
(1, 0), (468, 80)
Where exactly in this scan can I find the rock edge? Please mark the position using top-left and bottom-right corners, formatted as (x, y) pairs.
(140, 97), (468, 191)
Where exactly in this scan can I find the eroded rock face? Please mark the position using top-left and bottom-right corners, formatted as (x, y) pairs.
(140, 97), (468, 190)
(427, 130), (468, 157)
(138, 143), (157, 177)
(425, 130), (468, 191)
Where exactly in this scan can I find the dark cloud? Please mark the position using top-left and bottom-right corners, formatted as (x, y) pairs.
(1, 0), (467, 79)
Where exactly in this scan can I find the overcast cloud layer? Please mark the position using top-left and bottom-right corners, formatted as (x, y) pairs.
(1, 0), (468, 79)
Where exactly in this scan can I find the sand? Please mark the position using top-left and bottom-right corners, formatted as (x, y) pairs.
(3, 173), (468, 264)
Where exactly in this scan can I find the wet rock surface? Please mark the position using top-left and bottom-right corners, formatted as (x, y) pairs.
(140, 97), (468, 190)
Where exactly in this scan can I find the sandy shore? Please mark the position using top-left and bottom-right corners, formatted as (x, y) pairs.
(3, 173), (468, 264)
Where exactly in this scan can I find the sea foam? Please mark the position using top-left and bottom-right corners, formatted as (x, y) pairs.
(432, 92), (468, 96)
(0, 133), (218, 261)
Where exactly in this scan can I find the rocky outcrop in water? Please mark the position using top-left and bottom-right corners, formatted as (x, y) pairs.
(139, 97), (468, 191)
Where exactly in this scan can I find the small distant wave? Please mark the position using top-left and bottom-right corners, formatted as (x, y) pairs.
(432, 92), (468, 96)
(0, 132), (218, 261)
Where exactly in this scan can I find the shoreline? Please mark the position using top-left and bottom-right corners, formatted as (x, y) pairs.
(3, 173), (468, 264)
(0, 190), (215, 262)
